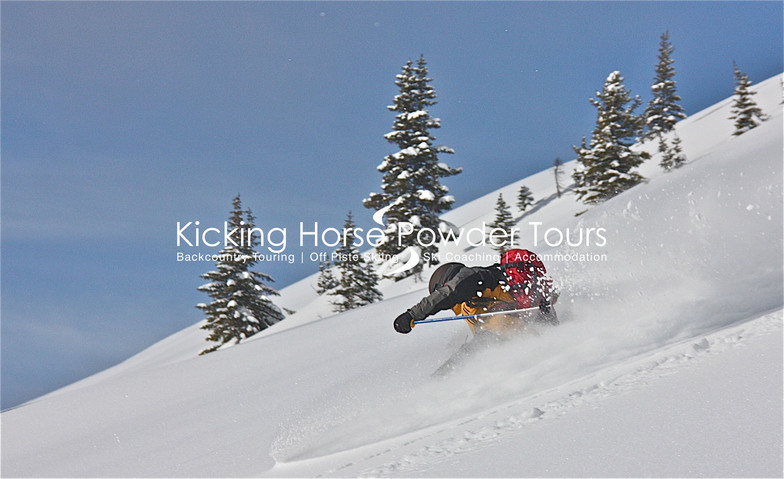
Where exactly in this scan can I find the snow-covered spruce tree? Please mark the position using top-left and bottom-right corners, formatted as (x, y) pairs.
(553, 157), (564, 198)
(516, 185), (534, 213)
(488, 194), (516, 253)
(644, 31), (686, 140)
(315, 261), (339, 295)
(329, 212), (383, 312)
(644, 31), (688, 172)
(363, 55), (462, 279)
(658, 133), (686, 171)
(572, 71), (649, 205)
(196, 195), (284, 355)
(730, 62), (768, 136)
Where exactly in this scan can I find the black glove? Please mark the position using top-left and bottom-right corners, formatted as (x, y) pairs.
(394, 311), (414, 334)
(538, 299), (551, 315)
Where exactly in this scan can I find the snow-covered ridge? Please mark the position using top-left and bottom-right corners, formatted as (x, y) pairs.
(2, 74), (781, 478)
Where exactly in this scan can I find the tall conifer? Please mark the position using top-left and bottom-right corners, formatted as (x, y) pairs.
(196, 195), (283, 355)
(517, 185), (534, 213)
(644, 31), (686, 139)
(315, 261), (339, 295)
(329, 212), (383, 312)
(488, 194), (516, 253)
(730, 62), (768, 136)
(364, 55), (461, 278)
(572, 71), (649, 204)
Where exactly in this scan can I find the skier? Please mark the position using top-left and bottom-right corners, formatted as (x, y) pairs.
(393, 248), (558, 336)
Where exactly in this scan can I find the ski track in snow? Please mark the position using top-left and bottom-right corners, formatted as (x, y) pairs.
(286, 310), (782, 477)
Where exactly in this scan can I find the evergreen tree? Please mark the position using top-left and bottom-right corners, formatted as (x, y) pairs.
(730, 62), (768, 136)
(329, 212), (383, 312)
(644, 31), (686, 139)
(658, 133), (687, 172)
(488, 194), (516, 253)
(516, 185), (534, 213)
(364, 55), (462, 278)
(572, 71), (649, 204)
(553, 157), (564, 198)
(315, 261), (339, 295)
(196, 195), (284, 355)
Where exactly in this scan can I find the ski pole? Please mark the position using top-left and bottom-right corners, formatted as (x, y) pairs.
(413, 306), (541, 325)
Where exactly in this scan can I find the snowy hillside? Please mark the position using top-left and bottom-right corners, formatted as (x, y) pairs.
(2, 74), (782, 478)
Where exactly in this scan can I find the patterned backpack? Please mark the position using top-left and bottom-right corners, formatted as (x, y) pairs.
(499, 248), (553, 309)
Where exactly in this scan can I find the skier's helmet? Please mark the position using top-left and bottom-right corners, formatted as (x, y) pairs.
(428, 262), (465, 293)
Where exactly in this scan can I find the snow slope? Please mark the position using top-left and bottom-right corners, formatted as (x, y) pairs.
(2, 74), (782, 478)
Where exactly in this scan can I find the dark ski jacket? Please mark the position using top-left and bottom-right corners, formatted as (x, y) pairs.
(408, 265), (512, 322)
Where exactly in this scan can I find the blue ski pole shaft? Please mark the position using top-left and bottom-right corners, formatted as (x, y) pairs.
(412, 306), (540, 325)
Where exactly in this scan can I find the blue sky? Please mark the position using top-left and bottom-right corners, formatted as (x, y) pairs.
(2, 1), (781, 409)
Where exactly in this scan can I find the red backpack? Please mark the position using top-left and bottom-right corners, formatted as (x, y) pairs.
(500, 249), (553, 309)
